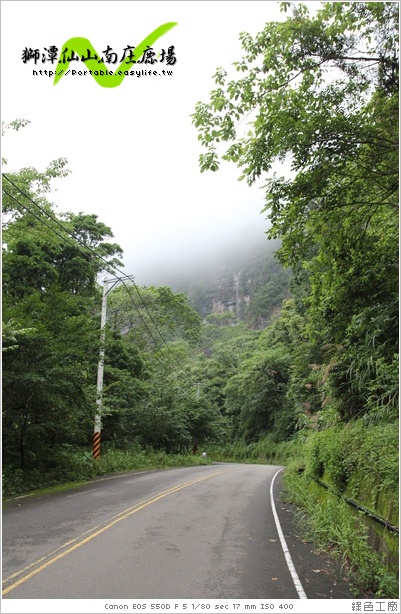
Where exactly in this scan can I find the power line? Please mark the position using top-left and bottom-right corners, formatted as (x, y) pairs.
(2, 187), (93, 261)
(2, 175), (204, 386)
(2, 185), (176, 371)
(3, 175), (176, 356)
(3, 184), (212, 462)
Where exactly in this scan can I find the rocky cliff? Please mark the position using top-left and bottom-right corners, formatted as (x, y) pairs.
(168, 238), (292, 329)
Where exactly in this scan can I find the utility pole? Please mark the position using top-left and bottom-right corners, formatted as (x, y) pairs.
(93, 275), (133, 460)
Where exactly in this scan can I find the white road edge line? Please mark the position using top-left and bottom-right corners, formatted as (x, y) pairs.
(270, 467), (308, 599)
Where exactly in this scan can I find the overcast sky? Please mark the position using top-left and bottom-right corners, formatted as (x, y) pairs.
(2, 1), (302, 284)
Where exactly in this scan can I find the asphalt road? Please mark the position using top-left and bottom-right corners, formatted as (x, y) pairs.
(2, 463), (355, 599)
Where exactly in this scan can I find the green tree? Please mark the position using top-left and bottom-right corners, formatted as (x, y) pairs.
(135, 352), (224, 454)
(224, 345), (291, 443)
(192, 3), (398, 243)
(100, 329), (147, 448)
(192, 2), (399, 423)
(107, 284), (202, 352)
(2, 288), (99, 470)
(2, 161), (125, 472)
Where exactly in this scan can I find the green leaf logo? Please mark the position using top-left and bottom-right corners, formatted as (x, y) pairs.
(54, 22), (177, 88)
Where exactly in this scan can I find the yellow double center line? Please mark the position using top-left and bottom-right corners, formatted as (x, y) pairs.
(2, 468), (231, 596)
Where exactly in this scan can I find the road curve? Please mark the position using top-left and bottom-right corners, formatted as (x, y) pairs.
(2, 463), (353, 599)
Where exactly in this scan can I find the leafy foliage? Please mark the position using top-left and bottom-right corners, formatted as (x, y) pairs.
(192, 1), (399, 423)
(2, 161), (124, 471)
(107, 284), (202, 351)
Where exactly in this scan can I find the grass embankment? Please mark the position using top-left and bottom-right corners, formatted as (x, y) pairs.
(282, 420), (399, 598)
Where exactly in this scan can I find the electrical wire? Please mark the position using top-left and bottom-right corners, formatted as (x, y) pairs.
(2, 184), (203, 405)
(3, 186), (165, 362)
(3, 175), (181, 358)
(3, 188), (210, 429)
(2, 175), (205, 392)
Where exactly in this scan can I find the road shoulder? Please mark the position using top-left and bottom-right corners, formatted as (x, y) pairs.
(273, 469), (362, 599)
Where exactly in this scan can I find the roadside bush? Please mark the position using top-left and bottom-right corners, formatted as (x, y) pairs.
(305, 429), (349, 491)
(95, 448), (210, 475)
(345, 421), (399, 509)
(206, 436), (303, 465)
(2, 446), (97, 498)
(2, 447), (210, 498)
(303, 420), (399, 518)
(304, 434), (325, 479)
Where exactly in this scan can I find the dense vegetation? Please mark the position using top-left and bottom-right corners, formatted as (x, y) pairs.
(190, 0), (399, 597)
(2, 2), (398, 598)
